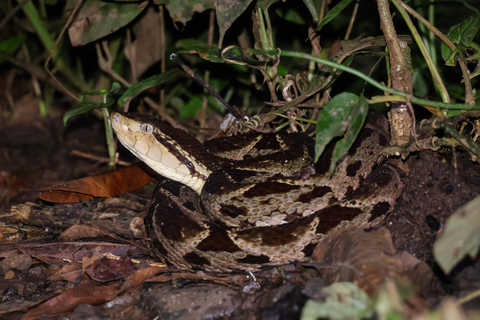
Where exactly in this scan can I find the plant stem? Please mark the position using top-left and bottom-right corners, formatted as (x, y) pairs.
(399, 0), (474, 104)
(21, 1), (56, 58)
(102, 107), (116, 168)
(392, 0), (449, 103)
(280, 50), (480, 110)
(21, 0), (88, 93)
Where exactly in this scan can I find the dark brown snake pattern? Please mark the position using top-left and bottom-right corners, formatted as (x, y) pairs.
(111, 112), (403, 273)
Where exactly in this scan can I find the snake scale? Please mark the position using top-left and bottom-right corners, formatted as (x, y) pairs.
(111, 111), (403, 272)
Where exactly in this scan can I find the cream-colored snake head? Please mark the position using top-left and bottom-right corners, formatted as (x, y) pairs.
(111, 112), (216, 194)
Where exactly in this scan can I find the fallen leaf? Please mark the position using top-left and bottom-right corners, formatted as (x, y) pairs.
(58, 223), (112, 241)
(85, 254), (136, 282)
(311, 227), (404, 296)
(48, 261), (84, 283)
(0, 170), (27, 206)
(18, 242), (134, 265)
(119, 265), (164, 295)
(36, 165), (152, 203)
(433, 194), (480, 274)
(23, 281), (121, 319)
(311, 227), (441, 298)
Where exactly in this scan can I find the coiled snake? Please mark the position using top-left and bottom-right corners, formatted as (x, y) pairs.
(111, 112), (403, 272)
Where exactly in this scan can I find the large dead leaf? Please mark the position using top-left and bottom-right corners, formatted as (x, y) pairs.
(48, 261), (84, 283)
(311, 227), (440, 297)
(68, 0), (147, 46)
(154, 0), (213, 28)
(434, 194), (480, 274)
(23, 281), (121, 319)
(17, 242), (134, 265)
(36, 165), (152, 203)
(125, 7), (162, 77)
(84, 254), (136, 282)
(0, 170), (27, 207)
(118, 265), (164, 295)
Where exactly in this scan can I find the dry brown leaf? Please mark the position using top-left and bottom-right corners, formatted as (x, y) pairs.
(18, 242), (134, 265)
(48, 261), (84, 283)
(119, 266), (164, 295)
(400, 251), (444, 300)
(0, 170), (27, 206)
(125, 6), (162, 77)
(36, 165), (152, 203)
(58, 224), (111, 241)
(311, 227), (442, 298)
(311, 227), (403, 296)
(23, 282), (121, 319)
(85, 255), (136, 282)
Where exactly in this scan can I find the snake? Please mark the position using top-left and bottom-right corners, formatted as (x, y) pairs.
(111, 111), (403, 272)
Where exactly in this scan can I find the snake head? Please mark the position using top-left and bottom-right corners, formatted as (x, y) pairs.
(111, 112), (216, 194)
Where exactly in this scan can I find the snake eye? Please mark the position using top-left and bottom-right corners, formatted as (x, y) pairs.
(141, 123), (153, 134)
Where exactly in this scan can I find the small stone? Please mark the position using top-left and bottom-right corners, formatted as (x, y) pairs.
(4, 270), (15, 279)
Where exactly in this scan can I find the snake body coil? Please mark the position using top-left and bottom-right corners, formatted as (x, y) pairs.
(111, 112), (402, 272)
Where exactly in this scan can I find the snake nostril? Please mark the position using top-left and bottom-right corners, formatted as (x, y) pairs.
(112, 113), (121, 125)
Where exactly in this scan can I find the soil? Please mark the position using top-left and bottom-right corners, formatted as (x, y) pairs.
(1, 112), (480, 319)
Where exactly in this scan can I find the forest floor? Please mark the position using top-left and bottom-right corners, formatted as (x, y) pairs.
(1, 98), (480, 319)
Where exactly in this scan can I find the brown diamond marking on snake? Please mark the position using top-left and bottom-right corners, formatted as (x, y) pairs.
(344, 165), (395, 201)
(378, 133), (389, 146)
(314, 205), (363, 234)
(234, 216), (316, 247)
(296, 186), (332, 203)
(196, 226), (242, 253)
(243, 181), (300, 198)
(346, 160), (362, 177)
(256, 133), (282, 150)
(350, 128), (373, 153)
(220, 204), (248, 218)
(157, 204), (205, 242)
(183, 252), (211, 266)
(368, 202), (391, 222)
(237, 254), (271, 264)
(150, 236), (169, 258)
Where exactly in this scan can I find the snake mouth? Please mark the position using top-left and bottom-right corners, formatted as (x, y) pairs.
(111, 112), (211, 194)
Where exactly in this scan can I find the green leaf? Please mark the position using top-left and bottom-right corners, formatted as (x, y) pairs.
(257, 0), (277, 10)
(83, 82), (121, 97)
(302, 0), (319, 22)
(216, 0), (254, 46)
(315, 92), (368, 173)
(0, 35), (25, 64)
(465, 42), (480, 79)
(433, 194), (480, 274)
(179, 46), (272, 65)
(412, 70), (428, 97)
(441, 14), (480, 66)
(180, 95), (203, 118)
(63, 83), (121, 126)
(314, 0), (354, 33)
(300, 282), (373, 320)
(117, 69), (181, 106)
(68, 0), (147, 46)
(275, 7), (306, 25)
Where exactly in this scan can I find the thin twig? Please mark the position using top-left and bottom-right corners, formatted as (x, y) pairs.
(44, 0), (84, 101)
(170, 53), (245, 122)
(71, 150), (130, 166)
(0, 0), (30, 32)
(280, 50), (480, 110)
(96, 41), (131, 88)
(345, 0), (360, 40)
(399, 0), (474, 104)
